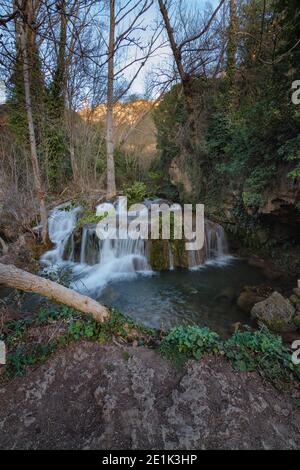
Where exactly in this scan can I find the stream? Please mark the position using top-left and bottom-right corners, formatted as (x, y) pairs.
(40, 203), (274, 336)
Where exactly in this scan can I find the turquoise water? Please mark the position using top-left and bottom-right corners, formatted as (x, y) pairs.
(97, 257), (272, 337)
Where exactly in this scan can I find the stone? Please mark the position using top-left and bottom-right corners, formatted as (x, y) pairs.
(293, 288), (300, 298)
(293, 315), (300, 329)
(237, 289), (266, 313)
(251, 292), (296, 332)
(216, 287), (237, 304)
(290, 295), (300, 306)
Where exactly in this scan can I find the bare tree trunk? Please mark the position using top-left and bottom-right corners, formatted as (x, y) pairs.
(157, 0), (196, 146)
(0, 263), (109, 323)
(106, 0), (116, 199)
(69, 139), (79, 183)
(19, 15), (49, 245)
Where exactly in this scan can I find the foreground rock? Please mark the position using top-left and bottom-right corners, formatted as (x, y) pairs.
(251, 292), (296, 332)
(0, 342), (299, 450)
(237, 286), (271, 313)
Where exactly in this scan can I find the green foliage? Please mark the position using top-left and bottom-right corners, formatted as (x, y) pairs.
(0, 306), (157, 383)
(37, 305), (75, 324)
(152, 0), (300, 222)
(76, 209), (108, 229)
(7, 342), (57, 377)
(224, 325), (299, 388)
(147, 157), (179, 201)
(2, 301), (299, 390)
(160, 324), (299, 388)
(124, 181), (148, 205)
(114, 148), (140, 187)
(160, 325), (222, 364)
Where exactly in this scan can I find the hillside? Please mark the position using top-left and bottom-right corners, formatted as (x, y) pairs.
(80, 99), (158, 171)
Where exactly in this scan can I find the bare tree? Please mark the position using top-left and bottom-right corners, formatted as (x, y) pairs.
(106, 0), (116, 199)
(157, 0), (226, 146)
(17, 0), (49, 245)
(103, 0), (162, 198)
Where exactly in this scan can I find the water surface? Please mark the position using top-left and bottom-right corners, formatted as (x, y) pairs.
(96, 257), (271, 337)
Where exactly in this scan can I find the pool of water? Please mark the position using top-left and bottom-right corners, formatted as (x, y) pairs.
(97, 257), (273, 337)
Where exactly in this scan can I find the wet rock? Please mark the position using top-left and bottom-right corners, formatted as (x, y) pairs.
(290, 295), (300, 306)
(251, 292), (296, 332)
(149, 240), (170, 271)
(293, 288), (300, 298)
(293, 315), (300, 329)
(237, 287), (267, 313)
(216, 287), (237, 304)
(230, 322), (242, 334)
(247, 256), (283, 280)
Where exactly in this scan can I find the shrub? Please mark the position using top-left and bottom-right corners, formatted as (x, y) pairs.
(224, 325), (299, 387)
(160, 325), (222, 364)
(124, 181), (148, 205)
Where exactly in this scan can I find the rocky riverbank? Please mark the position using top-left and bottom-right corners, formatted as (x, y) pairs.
(0, 341), (300, 450)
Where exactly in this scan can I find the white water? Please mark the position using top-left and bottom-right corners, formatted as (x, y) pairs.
(40, 205), (81, 267)
(41, 201), (230, 295)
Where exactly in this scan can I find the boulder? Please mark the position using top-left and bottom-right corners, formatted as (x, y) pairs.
(251, 292), (296, 332)
(237, 286), (272, 313)
(293, 288), (300, 298)
(237, 288), (266, 313)
(290, 294), (300, 306)
(293, 315), (300, 329)
(215, 287), (237, 304)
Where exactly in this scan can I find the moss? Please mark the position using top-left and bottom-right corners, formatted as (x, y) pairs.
(76, 209), (107, 229)
(293, 315), (300, 329)
(290, 295), (300, 306)
(172, 239), (189, 268)
(149, 240), (170, 271)
(262, 317), (288, 333)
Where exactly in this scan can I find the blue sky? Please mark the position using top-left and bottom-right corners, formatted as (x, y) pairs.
(0, 1), (218, 103)
(125, 0), (218, 96)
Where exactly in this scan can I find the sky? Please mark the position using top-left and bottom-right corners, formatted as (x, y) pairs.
(128, 0), (218, 96)
(0, 0), (218, 103)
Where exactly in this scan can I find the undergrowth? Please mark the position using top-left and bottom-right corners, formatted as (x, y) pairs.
(1, 305), (299, 390)
(160, 324), (300, 389)
(0, 306), (158, 382)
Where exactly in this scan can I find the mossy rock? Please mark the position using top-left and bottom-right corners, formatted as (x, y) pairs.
(251, 292), (296, 333)
(293, 315), (300, 329)
(149, 240), (170, 271)
(172, 239), (189, 269)
(290, 294), (300, 306)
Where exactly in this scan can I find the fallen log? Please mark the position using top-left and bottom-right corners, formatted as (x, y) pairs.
(0, 263), (109, 323)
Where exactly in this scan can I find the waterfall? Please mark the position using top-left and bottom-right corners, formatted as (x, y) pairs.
(41, 201), (230, 293)
(40, 205), (81, 267)
(188, 220), (229, 269)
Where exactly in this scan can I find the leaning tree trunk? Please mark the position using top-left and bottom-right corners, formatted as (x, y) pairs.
(106, 0), (116, 200)
(0, 263), (109, 323)
(19, 16), (49, 246)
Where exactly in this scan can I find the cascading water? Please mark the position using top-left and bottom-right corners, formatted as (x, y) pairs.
(188, 220), (229, 269)
(40, 205), (81, 267)
(41, 200), (230, 294)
